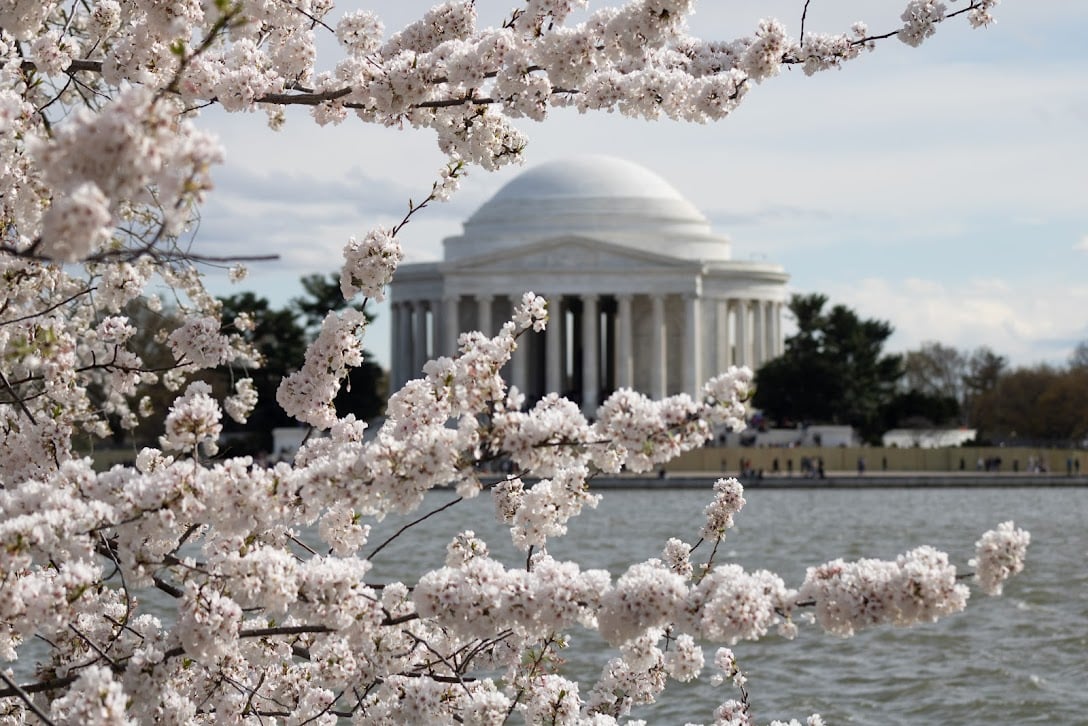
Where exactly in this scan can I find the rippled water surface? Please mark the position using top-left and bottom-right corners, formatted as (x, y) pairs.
(364, 486), (1088, 725)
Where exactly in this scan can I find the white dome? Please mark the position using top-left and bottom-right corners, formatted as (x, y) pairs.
(487, 156), (686, 203)
(444, 156), (732, 262)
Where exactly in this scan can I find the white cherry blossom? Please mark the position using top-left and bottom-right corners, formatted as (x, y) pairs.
(0, 2), (1026, 723)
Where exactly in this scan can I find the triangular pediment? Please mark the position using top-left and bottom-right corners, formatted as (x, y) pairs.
(442, 236), (696, 274)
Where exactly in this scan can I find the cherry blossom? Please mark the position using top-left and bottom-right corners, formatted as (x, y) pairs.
(971, 520), (1031, 596)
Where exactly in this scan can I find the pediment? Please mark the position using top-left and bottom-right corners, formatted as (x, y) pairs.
(442, 236), (695, 274)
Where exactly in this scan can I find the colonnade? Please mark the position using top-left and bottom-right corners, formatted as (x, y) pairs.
(390, 292), (784, 413)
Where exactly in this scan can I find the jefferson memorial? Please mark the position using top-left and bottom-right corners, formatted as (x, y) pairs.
(389, 156), (789, 414)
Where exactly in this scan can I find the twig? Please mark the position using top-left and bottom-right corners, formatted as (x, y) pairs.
(241, 672), (267, 718)
(152, 575), (184, 599)
(800, 0), (812, 48)
(0, 284), (95, 328)
(382, 612), (421, 627)
(239, 625), (334, 638)
(366, 496), (463, 561)
(68, 624), (120, 670)
(698, 535), (725, 583)
(405, 633), (472, 695)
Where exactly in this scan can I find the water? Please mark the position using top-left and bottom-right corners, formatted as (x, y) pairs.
(364, 486), (1088, 725)
(11, 486), (1083, 723)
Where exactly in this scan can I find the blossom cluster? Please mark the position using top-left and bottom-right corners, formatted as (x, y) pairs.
(701, 477), (746, 539)
(340, 228), (403, 302)
(159, 381), (223, 455)
(276, 309), (368, 429)
(415, 551), (609, 641)
(971, 520), (1031, 595)
(30, 85), (221, 260)
(798, 545), (970, 637)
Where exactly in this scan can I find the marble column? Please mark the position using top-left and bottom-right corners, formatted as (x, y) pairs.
(443, 295), (459, 356)
(476, 294), (493, 336)
(716, 298), (730, 371)
(615, 294), (633, 389)
(398, 301), (414, 387)
(511, 328), (529, 397)
(735, 299), (749, 368)
(763, 301), (776, 362)
(651, 294), (667, 399)
(412, 300), (429, 372)
(752, 298), (764, 367)
(393, 302), (406, 391)
(773, 301), (784, 357)
(581, 294), (599, 414)
(684, 294), (702, 397)
(545, 294), (562, 394)
(429, 297), (441, 361)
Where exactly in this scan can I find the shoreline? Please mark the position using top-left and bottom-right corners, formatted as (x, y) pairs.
(579, 472), (1088, 489)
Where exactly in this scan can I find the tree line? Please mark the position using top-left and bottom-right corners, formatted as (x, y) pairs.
(753, 293), (1088, 446)
(120, 287), (1083, 452)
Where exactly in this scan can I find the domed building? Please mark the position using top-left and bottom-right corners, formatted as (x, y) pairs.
(389, 156), (789, 413)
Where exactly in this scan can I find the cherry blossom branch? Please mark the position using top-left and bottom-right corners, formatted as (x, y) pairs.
(786, 1), (996, 63)
(18, 1), (994, 127)
(405, 632), (473, 693)
(506, 633), (565, 720)
(0, 285), (96, 328)
(0, 241), (280, 265)
(68, 624), (122, 671)
(239, 624), (334, 639)
(0, 369), (37, 423)
(0, 670), (60, 723)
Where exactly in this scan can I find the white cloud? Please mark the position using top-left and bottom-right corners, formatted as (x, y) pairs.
(1074, 235), (1088, 252)
(820, 276), (1088, 367)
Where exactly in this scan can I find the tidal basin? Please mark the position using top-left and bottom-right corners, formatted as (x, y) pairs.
(364, 485), (1087, 725)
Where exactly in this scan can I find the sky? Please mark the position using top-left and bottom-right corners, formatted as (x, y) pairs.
(194, 1), (1088, 371)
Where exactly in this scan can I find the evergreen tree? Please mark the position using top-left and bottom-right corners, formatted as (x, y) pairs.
(753, 293), (901, 442)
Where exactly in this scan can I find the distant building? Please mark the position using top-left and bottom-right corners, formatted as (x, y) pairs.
(882, 428), (978, 448)
(721, 424), (860, 448)
(389, 156), (789, 413)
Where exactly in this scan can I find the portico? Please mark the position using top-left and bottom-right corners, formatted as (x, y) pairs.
(390, 157), (789, 414)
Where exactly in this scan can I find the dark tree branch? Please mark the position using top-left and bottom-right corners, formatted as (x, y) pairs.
(800, 0), (812, 47)
(0, 670), (57, 724)
(0, 673), (77, 699)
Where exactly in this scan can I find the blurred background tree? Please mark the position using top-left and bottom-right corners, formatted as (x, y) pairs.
(92, 274), (387, 457)
(214, 291), (309, 455)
